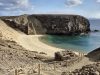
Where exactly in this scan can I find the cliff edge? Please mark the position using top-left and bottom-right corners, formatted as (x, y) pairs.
(1, 14), (90, 35)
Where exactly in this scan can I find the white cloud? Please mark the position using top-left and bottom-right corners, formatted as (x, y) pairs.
(65, 0), (82, 7)
(0, 0), (34, 15)
(96, 0), (100, 3)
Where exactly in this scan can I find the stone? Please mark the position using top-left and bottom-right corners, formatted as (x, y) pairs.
(87, 47), (100, 61)
(93, 30), (100, 32)
(62, 63), (100, 75)
(55, 51), (78, 61)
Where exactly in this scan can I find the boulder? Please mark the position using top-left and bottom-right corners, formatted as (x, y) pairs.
(94, 30), (99, 32)
(55, 51), (77, 61)
(87, 47), (100, 61)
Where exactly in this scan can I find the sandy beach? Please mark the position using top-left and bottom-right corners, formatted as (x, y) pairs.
(17, 35), (62, 57)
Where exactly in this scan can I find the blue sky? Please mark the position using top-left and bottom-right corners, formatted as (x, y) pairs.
(0, 0), (100, 18)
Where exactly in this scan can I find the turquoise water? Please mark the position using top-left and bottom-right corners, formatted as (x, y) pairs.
(40, 19), (100, 53)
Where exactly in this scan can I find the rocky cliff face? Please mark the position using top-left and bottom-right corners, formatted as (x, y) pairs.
(1, 14), (90, 35)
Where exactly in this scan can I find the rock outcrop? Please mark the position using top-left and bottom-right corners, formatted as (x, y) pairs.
(87, 47), (100, 61)
(61, 62), (100, 75)
(55, 50), (78, 61)
(1, 14), (90, 35)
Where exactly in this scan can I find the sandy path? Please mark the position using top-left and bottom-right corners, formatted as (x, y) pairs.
(64, 57), (94, 72)
(40, 57), (94, 75)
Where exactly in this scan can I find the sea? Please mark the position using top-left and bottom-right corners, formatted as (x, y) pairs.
(40, 19), (100, 53)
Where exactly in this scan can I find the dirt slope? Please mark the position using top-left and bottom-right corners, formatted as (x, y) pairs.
(0, 19), (20, 41)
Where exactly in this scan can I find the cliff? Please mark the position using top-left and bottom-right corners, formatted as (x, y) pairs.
(1, 14), (90, 35)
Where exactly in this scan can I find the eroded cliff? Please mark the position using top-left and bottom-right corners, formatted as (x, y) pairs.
(1, 14), (90, 35)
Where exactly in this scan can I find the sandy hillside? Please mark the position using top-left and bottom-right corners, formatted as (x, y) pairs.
(0, 19), (62, 57)
(0, 19), (20, 41)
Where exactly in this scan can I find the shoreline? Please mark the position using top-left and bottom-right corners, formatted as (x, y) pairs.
(16, 35), (85, 57)
(17, 35), (62, 57)
(39, 35), (87, 54)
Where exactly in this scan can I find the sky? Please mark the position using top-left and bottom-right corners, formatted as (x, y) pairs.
(0, 0), (100, 18)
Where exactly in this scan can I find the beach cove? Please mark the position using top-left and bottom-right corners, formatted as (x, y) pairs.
(39, 19), (100, 54)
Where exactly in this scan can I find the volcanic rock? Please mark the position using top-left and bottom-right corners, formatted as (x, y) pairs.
(1, 14), (90, 35)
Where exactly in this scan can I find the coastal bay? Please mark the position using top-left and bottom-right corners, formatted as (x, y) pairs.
(39, 19), (100, 54)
